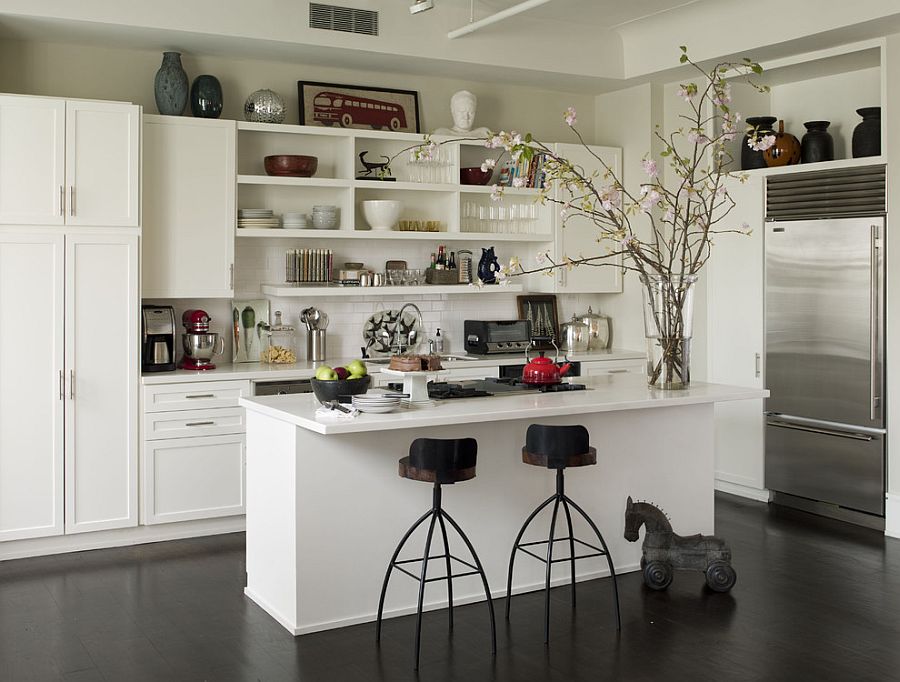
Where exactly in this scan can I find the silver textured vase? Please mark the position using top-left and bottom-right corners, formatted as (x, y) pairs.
(154, 52), (189, 116)
(244, 89), (286, 124)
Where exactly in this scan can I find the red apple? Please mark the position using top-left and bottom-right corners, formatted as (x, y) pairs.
(334, 366), (350, 380)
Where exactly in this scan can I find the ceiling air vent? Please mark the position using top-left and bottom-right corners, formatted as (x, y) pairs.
(309, 3), (379, 36)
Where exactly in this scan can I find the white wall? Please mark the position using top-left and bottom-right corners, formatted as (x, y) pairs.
(0, 39), (597, 142)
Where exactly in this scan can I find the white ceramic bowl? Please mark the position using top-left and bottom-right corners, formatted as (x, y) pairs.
(362, 200), (403, 231)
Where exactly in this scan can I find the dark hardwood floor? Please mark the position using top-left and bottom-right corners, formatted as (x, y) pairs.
(2, 493), (899, 681)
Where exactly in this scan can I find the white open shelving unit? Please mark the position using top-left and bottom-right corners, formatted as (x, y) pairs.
(260, 283), (523, 297)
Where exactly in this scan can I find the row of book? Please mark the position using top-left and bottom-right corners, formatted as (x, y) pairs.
(496, 152), (548, 188)
(285, 249), (333, 284)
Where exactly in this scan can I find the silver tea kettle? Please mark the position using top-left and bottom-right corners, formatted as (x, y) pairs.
(579, 306), (611, 350)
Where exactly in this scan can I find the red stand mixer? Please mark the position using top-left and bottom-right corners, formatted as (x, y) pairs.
(181, 309), (225, 370)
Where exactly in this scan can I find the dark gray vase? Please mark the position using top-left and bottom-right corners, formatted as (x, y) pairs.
(190, 75), (223, 118)
(800, 121), (834, 164)
(154, 52), (189, 116)
(852, 107), (881, 158)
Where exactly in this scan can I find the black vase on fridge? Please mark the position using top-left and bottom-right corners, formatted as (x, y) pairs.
(190, 75), (223, 118)
(741, 116), (776, 170)
(800, 121), (834, 164)
(852, 107), (881, 158)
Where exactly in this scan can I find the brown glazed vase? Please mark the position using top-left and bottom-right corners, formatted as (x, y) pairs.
(764, 120), (801, 167)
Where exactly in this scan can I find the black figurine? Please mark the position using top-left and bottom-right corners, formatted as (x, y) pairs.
(624, 496), (736, 592)
(356, 151), (395, 180)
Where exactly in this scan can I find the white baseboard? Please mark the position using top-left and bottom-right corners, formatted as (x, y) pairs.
(715, 478), (770, 503)
(0, 516), (245, 561)
(886, 493), (900, 539)
(246, 561), (641, 636)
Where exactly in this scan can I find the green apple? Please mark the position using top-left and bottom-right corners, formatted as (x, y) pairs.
(349, 372), (366, 380)
(346, 359), (368, 377)
(315, 365), (338, 381)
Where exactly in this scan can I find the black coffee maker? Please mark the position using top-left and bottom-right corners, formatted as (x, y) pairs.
(142, 305), (176, 372)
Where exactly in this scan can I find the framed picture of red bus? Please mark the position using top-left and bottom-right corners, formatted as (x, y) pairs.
(298, 81), (420, 133)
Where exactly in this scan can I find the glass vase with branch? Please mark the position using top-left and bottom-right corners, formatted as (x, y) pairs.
(410, 47), (770, 388)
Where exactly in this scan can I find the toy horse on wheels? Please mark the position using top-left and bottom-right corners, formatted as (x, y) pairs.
(624, 496), (736, 592)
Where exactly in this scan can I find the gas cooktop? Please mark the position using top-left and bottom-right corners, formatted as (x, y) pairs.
(426, 377), (587, 400)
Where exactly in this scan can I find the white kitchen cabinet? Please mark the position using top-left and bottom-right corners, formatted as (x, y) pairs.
(0, 233), (65, 541)
(143, 116), (236, 297)
(0, 232), (138, 541)
(580, 359), (645, 376)
(0, 96), (139, 227)
(553, 142), (623, 294)
(706, 174), (766, 497)
(65, 234), (139, 533)
(143, 434), (246, 525)
(141, 379), (250, 525)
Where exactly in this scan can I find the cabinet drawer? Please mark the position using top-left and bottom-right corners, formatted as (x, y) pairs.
(580, 359), (645, 376)
(143, 380), (250, 412)
(144, 407), (245, 440)
(142, 434), (245, 525)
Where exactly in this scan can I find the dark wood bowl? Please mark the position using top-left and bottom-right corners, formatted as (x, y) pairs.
(264, 155), (319, 177)
(460, 167), (493, 185)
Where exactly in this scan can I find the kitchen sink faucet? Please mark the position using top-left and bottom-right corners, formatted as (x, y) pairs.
(393, 303), (424, 355)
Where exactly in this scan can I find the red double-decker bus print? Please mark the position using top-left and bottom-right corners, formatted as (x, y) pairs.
(312, 91), (408, 131)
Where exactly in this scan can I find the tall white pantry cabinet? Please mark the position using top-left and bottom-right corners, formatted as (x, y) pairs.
(0, 94), (140, 542)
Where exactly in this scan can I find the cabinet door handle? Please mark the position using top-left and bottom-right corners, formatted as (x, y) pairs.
(68, 186), (75, 216)
(755, 353), (761, 378)
(185, 393), (215, 399)
(185, 421), (216, 427)
(59, 186), (65, 216)
(69, 370), (75, 399)
(229, 263), (234, 289)
(59, 370), (65, 400)
(608, 369), (629, 374)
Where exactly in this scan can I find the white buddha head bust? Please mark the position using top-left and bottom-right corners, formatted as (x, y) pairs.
(450, 90), (477, 132)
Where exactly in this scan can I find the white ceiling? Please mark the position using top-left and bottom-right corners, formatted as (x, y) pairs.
(451, 0), (702, 28)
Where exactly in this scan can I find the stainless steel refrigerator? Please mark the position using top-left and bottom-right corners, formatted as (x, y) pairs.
(764, 216), (885, 526)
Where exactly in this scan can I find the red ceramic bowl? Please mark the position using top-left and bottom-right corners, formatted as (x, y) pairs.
(460, 167), (493, 185)
(264, 155), (319, 177)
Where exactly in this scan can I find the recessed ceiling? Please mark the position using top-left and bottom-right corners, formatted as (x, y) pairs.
(447, 0), (703, 28)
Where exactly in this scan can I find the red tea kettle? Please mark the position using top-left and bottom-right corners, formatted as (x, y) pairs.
(522, 339), (572, 386)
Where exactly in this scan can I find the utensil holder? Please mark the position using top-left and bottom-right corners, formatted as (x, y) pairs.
(308, 329), (327, 362)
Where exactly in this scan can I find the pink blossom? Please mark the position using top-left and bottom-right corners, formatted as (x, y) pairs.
(480, 158), (497, 173)
(712, 83), (732, 106)
(664, 208), (675, 222)
(535, 251), (549, 265)
(512, 176), (526, 188)
(676, 83), (697, 101)
(639, 188), (661, 213)
(749, 134), (776, 152)
(490, 184), (504, 201)
(641, 158), (658, 178)
(564, 107), (577, 126)
(688, 129), (708, 145)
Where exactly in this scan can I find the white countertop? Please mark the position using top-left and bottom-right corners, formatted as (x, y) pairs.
(238, 373), (768, 435)
(141, 348), (645, 384)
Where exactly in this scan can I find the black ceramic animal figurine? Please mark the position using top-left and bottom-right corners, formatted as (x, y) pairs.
(357, 151), (395, 180)
(478, 246), (500, 284)
(623, 496), (736, 592)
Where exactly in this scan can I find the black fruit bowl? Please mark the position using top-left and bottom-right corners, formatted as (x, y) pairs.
(310, 375), (371, 404)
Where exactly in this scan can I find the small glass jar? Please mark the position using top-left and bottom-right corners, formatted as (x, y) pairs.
(261, 311), (298, 363)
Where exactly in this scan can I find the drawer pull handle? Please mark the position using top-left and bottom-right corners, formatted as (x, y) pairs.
(185, 394), (215, 399)
(608, 369), (629, 374)
(185, 421), (216, 427)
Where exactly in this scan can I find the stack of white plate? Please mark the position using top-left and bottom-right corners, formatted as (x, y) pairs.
(283, 212), (309, 229)
(351, 392), (403, 414)
(238, 208), (280, 229)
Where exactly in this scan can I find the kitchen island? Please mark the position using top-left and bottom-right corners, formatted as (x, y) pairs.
(239, 374), (766, 635)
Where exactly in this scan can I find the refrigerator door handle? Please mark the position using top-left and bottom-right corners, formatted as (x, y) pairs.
(870, 223), (880, 421)
(766, 419), (874, 442)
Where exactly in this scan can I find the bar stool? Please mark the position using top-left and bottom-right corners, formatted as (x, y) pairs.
(375, 437), (496, 670)
(505, 424), (621, 642)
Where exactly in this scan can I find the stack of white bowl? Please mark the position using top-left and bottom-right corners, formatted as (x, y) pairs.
(238, 208), (280, 228)
(312, 205), (339, 229)
(351, 392), (403, 413)
(282, 212), (309, 229)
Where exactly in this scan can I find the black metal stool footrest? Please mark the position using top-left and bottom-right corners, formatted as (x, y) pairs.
(392, 554), (482, 582)
(515, 536), (607, 564)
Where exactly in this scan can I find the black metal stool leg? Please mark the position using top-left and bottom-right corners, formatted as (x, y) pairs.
(436, 510), (454, 632)
(413, 512), (439, 671)
(561, 496), (577, 609)
(564, 495), (621, 631)
(441, 511), (497, 656)
(505, 493), (556, 620)
(543, 495), (562, 644)
(376, 508), (433, 643)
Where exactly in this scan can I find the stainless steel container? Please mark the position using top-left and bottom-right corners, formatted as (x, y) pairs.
(560, 314), (589, 353)
(308, 329), (327, 362)
(579, 306), (611, 350)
